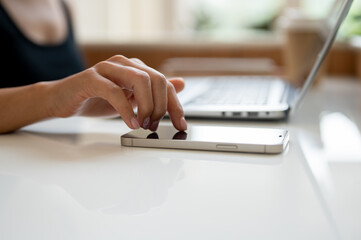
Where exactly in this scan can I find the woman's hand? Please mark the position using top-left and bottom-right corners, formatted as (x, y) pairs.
(47, 55), (187, 131)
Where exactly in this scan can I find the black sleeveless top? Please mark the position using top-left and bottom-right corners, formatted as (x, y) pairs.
(0, 1), (85, 88)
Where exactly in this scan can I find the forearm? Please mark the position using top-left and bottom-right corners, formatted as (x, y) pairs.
(0, 82), (53, 133)
(0, 55), (188, 134)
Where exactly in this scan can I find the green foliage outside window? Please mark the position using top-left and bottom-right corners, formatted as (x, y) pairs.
(340, 1), (361, 39)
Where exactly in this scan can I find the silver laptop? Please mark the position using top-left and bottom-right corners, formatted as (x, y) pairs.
(178, 0), (353, 120)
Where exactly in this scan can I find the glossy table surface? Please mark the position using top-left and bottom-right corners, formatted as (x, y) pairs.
(1, 78), (361, 240)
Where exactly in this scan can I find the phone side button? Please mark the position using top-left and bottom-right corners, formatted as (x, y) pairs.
(216, 144), (238, 150)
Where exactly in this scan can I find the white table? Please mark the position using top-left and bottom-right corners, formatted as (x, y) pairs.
(1, 78), (361, 240)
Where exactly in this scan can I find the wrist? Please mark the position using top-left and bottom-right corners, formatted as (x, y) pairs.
(32, 81), (57, 119)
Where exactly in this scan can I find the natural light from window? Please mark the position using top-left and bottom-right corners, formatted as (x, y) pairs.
(72, 0), (361, 44)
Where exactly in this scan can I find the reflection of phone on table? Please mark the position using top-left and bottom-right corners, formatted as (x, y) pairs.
(121, 126), (289, 154)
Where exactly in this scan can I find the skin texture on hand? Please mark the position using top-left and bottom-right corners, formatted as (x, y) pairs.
(0, 55), (187, 134)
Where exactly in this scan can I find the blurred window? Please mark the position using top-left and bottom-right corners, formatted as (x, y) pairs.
(72, 0), (175, 43)
(72, 0), (361, 43)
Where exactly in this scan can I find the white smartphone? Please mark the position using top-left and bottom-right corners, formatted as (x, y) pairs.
(121, 125), (289, 154)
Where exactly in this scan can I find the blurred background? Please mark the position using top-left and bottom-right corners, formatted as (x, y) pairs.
(72, 0), (361, 80)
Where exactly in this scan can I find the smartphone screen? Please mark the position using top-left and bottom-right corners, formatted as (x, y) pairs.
(121, 125), (289, 154)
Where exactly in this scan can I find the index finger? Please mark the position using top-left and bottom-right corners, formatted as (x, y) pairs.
(166, 82), (187, 131)
(108, 55), (168, 127)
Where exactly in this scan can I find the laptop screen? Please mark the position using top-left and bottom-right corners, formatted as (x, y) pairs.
(290, 0), (353, 112)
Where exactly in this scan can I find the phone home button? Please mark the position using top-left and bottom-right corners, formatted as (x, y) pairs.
(216, 144), (238, 150)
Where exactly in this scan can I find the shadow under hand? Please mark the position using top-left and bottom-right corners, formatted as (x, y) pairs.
(147, 131), (188, 140)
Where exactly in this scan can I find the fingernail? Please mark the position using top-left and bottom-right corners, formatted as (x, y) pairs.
(180, 117), (187, 130)
(149, 121), (160, 132)
(142, 117), (150, 129)
(131, 117), (140, 129)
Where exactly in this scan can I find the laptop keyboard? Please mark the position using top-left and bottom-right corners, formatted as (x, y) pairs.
(186, 77), (273, 106)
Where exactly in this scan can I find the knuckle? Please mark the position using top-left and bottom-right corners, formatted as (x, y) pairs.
(131, 58), (142, 63)
(81, 68), (99, 86)
(166, 81), (176, 92)
(132, 70), (151, 85)
(75, 68), (100, 97)
(108, 83), (122, 96)
(110, 54), (127, 62)
(82, 68), (97, 79)
(154, 73), (167, 87)
(94, 60), (112, 70)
